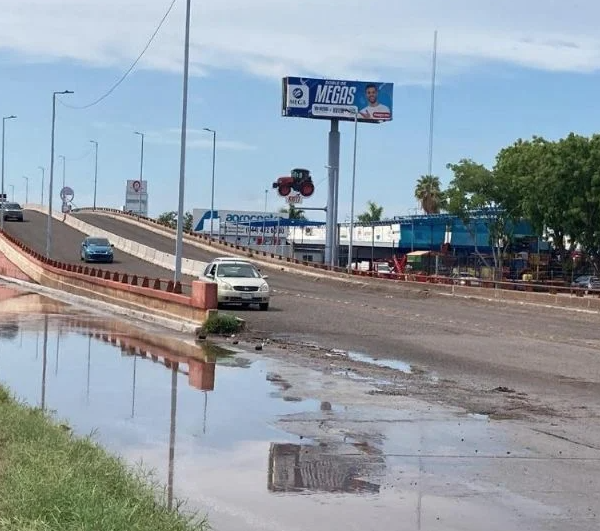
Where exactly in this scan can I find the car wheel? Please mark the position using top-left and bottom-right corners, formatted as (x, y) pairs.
(259, 303), (269, 311)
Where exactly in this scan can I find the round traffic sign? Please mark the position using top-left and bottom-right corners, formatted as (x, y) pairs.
(60, 186), (74, 201)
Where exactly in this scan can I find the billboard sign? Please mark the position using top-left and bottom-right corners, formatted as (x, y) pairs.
(124, 179), (148, 216)
(193, 209), (288, 235)
(282, 77), (393, 122)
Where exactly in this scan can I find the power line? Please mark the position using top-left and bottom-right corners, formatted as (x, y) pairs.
(59, 0), (179, 110)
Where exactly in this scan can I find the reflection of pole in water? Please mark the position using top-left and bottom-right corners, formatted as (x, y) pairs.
(41, 316), (49, 411)
(86, 335), (91, 405)
(131, 352), (138, 419)
(55, 329), (60, 376)
(167, 363), (179, 510)
(203, 391), (208, 435)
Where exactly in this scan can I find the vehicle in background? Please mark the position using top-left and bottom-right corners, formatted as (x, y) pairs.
(1, 202), (24, 222)
(571, 275), (600, 292)
(80, 237), (114, 263)
(451, 271), (482, 287)
(202, 257), (270, 310)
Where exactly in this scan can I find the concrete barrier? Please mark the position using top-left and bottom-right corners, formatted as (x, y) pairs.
(0, 231), (218, 330)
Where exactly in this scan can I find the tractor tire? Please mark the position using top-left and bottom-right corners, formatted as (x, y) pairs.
(278, 184), (292, 196)
(299, 180), (315, 197)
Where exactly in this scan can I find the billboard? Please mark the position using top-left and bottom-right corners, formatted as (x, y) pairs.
(282, 77), (393, 122)
(124, 180), (148, 216)
(193, 209), (288, 235)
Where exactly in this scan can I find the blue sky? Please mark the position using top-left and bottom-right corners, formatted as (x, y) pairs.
(1, 0), (600, 220)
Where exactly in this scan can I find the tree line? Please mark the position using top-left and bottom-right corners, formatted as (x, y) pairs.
(415, 133), (600, 272)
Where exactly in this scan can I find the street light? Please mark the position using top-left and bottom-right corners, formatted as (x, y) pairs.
(134, 132), (145, 217)
(90, 140), (98, 209)
(203, 128), (217, 238)
(342, 109), (359, 272)
(22, 176), (29, 204)
(1, 114), (17, 231)
(38, 166), (45, 206)
(47, 89), (73, 259)
(173, 0), (192, 283)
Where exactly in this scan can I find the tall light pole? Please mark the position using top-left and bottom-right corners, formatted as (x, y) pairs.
(58, 155), (66, 189)
(47, 90), (74, 259)
(22, 176), (29, 204)
(133, 132), (145, 217)
(343, 109), (359, 272)
(174, 0), (192, 283)
(90, 140), (98, 210)
(38, 166), (45, 206)
(1, 115), (17, 231)
(203, 128), (216, 238)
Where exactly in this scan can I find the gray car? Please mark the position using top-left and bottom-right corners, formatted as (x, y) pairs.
(1, 202), (24, 222)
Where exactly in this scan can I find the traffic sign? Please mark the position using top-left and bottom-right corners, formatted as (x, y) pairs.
(286, 193), (303, 205)
(60, 186), (74, 202)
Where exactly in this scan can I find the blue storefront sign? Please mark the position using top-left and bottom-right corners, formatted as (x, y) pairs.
(282, 77), (393, 123)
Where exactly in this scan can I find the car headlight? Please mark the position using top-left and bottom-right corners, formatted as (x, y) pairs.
(259, 283), (269, 292)
(220, 281), (234, 290)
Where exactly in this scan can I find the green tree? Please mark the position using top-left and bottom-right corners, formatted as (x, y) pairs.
(279, 204), (306, 220)
(157, 210), (194, 231)
(157, 211), (177, 228)
(357, 201), (384, 223)
(445, 159), (522, 276)
(414, 174), (444, 214)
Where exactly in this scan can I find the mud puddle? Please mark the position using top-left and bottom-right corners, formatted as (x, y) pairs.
(0, 286), (597, 531)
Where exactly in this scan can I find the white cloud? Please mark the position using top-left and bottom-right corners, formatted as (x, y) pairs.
(147, 127), (256, 151)
(1, 0), (600, 84)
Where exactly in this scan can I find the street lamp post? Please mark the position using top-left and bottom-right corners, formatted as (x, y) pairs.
(47, 90), (74, 258)
(38, 166), (45, 206)
(1, 115), (17, 231)
(22, 176), (29, 204)
(203, 128), (216, 238)
(90, 140), (98, 210)
(344, 109), (359, 272)
(174, 0), (192, 283)
(133, 132), (145, 217)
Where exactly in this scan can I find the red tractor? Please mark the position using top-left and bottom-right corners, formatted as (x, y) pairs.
(273, 168), (315, 197)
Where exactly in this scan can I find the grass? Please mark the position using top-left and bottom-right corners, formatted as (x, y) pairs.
(0, 386), (208, 531)
(201, 313), (241, 335)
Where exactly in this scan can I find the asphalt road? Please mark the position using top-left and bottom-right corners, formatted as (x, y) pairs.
(7, 210), (600, 432)
(2, 211), (189, 283)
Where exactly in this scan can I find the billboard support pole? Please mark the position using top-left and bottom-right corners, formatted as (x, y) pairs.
(325, 119), (340, 267)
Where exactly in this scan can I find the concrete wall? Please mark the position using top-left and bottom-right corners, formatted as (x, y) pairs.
(0, 232), (218, 328)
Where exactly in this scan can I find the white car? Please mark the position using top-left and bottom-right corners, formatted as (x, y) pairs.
(202, 258), (270, 310)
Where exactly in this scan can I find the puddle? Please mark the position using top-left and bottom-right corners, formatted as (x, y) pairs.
(0, 285), (585, 531)
(347, 350), (413, 373)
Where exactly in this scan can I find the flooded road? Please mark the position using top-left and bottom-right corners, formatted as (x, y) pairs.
(0, 284), (598, 530)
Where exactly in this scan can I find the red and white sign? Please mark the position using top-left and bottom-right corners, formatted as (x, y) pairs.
(286, 193), (303, 205)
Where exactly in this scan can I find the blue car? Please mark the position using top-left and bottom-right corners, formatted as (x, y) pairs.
(80, 236), (114, 263)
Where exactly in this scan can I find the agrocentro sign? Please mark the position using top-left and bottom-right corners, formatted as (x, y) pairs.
(193, 209), (288, 234)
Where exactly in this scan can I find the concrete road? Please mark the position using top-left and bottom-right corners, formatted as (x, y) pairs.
(9, 211), (600, 434)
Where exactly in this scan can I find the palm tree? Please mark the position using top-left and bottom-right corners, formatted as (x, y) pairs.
(279, 204), (305, 220)
(357, 201), (384, 223)
(414, 174), (444, 214)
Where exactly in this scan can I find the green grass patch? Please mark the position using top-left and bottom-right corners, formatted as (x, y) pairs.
(0, 386), (208, 531)
(202, 313), (242, 335)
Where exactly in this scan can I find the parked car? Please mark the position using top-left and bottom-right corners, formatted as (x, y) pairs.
(451, 272), (482, 286)
(1, 202), (24, 222)
(202, 257), (270, 310)
(572, 275), (600, 291)
(80, 237), (114, 263)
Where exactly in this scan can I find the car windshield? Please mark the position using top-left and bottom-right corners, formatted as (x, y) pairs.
(216, 263), (260, 278)
(87, 238), (110, 246)
(3, 203), (21, 209)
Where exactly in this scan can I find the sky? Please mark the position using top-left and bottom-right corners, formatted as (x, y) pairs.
(1, 0), (600, 221)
